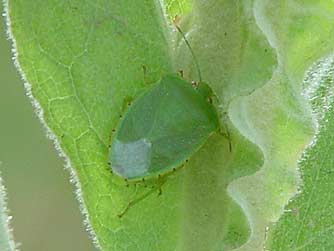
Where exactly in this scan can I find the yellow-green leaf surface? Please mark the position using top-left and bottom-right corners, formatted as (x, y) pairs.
(257, 1), (334, 250)
(269, 54), (334, 251)
(164, 0), (191, 21)
(0, 176), (15, 251)
(6, 0), (334, 250)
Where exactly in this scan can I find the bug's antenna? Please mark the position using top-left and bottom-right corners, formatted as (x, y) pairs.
(175, 25), (202, 83)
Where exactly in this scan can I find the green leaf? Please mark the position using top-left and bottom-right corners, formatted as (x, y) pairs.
(8, 0), (334, 251)
(226, 1), (334, 250)
(269, 54), (334, 251)
(6, 0), (277, 250)
(0, 176), (16, 251)
(260, 1), (334, 250)
(257, 1), (334, 249)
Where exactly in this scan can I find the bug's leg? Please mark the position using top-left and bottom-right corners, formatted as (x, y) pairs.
(219, 127), (232, 152)
(158, 187), (163, 196)
(142, 178), (147, 188)
(120, 164), (187, 217)
(124, 179), (130, 188)
(106, 161), (112, 172)
(156, 175), (167, 196)
(208, 97), (213, 104)
(227, 131), (232, 152)
(142, 64), (148, 85)
(118, 188), (156, 218)
(178, 70), (184, 78)
(118, 178), (167, 218)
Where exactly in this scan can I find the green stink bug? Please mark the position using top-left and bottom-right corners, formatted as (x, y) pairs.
(109, 26), (224, 217)
(110, 74), (220, 180)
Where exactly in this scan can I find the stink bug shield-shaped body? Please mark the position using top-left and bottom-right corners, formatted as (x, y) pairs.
(110, 74), (220, 180)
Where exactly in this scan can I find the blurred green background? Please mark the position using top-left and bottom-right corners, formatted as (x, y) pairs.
(0, 6), (96, 251)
